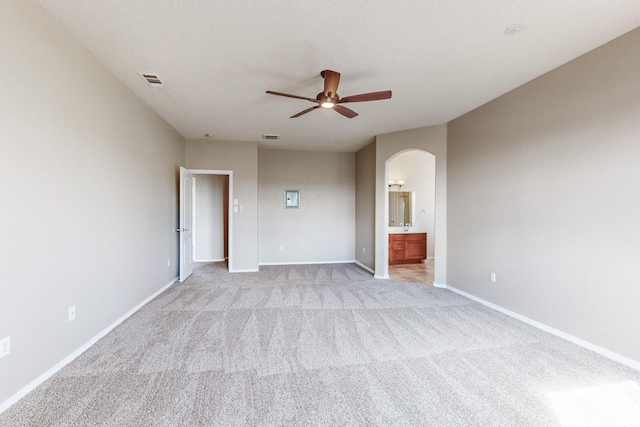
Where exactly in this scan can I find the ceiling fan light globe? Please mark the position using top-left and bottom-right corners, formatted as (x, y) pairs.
(321, 101), (335, 108)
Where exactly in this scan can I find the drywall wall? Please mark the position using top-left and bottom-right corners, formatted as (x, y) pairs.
(185, 139), (258, 272)
(388, 150), (436, 258)
(355, 141), (376, 270)
(258, 149), (356, 264)
(375, 125), (447, 284)
(447, 28), (640, 363)
(0, 0), (184, 406)
(194, 174), (224, 261)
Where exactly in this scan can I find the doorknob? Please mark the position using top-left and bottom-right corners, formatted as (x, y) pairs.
(175, 228), (190, 232)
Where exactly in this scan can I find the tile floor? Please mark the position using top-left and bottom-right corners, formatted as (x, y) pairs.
(388, 259), (434, 285)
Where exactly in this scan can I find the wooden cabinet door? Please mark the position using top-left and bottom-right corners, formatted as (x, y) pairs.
(389, 235), (405, 264)
(405, 240), (426, 260)
(389, 233), (426, 264)
(404, 233), (426, 261)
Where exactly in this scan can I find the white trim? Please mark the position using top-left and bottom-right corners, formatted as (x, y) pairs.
(0, 277), (179, 415)
(433, 282), (447, 288)
(374, 274), (390, 279)
(192, 176), (197, 262)
(442, 284), (640, 371)
(186, 169), (231, 175)
(193, 258), (225, 263)
(354, 261), (375, 274)
(259, 260), (355, 266)
(228, 268), (260, 273)
(258, 261), (374, 275)
(228, 172), (233, 272)
(183, 169), (233, 272)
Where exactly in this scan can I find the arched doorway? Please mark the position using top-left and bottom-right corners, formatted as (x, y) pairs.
(372, 124), (447, 287)
(386, 150), (436, 283)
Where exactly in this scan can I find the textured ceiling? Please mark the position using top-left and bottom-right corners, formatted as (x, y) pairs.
(33, 0), (640, 152)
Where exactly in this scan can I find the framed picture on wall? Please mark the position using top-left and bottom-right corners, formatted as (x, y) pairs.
(284, 190), (300, 208)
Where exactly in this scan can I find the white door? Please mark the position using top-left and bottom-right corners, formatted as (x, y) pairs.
(179, 167), (194, 282)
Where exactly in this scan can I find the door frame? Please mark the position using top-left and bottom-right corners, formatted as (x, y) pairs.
(376, 149), (442, 285)
(179, 167), (195, 282)
(180, 168), (234, 276)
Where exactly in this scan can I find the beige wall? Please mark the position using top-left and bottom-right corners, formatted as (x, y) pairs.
(0, 0), (185, 405)
(258, 149), (355, 264)
(185, 139), (258, 271)
(447, 28), (640, 363)
(355, 141), (377, 270)
(375, 125), (447, 284)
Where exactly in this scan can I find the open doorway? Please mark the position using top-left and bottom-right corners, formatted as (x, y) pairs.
(193, 174), (229, 265)
(179, 168), (233, 282)
(386, 150), (436, 284)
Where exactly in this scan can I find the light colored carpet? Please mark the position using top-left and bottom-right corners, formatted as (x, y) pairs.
(2, 262), (639, 426)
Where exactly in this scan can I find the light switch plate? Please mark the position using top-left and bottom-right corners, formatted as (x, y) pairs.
(0, 336), (10, 358)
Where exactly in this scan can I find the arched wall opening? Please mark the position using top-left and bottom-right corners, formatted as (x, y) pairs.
(373, 125), (447, 286)
(383, 149), (437, 283)
(387, 150), (436, 260)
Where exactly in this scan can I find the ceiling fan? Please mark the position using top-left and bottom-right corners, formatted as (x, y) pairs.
(266, 70), (391, 119)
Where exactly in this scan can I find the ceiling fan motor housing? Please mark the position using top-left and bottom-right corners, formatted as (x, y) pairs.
(317, 92), (339, 104)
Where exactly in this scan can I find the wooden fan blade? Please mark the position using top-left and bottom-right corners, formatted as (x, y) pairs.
(266, 90), (316, 103)
(321, 70), (341, 97)
(333, 104), (358, 119)
(290, 105), (320, 118)
(339, 90), (392, 103)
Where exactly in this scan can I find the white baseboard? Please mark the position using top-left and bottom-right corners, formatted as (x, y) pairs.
(228, 268), (260, 273)
(442, 284), (640, 371)
(354, 261), (375, 274)
(0, 277), (179, 415)
(374, 274), (390, 279)
(193, 258), (224, 262)
(259, 260), (355, 266)
(257, 260), (373, 274)
(433, 282), (446, 288)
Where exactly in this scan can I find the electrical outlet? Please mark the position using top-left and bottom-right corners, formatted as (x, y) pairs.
(363, 247), (366, 253)
(68, 306), (76, 321)
(490, 272), (496, 283)
(0, 336), (10, 358)
(167, 259), (171, 267)
(279, 245), (284, 251)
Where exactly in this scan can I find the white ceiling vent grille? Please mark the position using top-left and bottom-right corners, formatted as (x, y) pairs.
(139, 73), (164, 87)
(262, 134), (280, 140)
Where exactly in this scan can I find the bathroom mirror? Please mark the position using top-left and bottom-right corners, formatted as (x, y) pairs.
(389, 191), (413, 227)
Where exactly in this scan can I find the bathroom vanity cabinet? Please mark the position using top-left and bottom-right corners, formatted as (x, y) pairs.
(389, 233), (427, 265)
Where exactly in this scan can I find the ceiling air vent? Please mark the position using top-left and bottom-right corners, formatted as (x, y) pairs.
(262, 134), (280, 140)
(139, 73), (164, 87)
